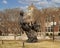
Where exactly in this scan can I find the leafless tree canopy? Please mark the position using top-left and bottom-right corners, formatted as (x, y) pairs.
(0, 7), (60, 35)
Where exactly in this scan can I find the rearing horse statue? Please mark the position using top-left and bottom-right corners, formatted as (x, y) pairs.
(20, 11), (40, 42)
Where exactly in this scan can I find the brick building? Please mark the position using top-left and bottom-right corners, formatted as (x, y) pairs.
(25, 4), (60, 36)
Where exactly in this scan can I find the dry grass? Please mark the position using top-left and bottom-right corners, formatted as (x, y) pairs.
(0, 40), (60, 48)
(25, 40), (60, 48)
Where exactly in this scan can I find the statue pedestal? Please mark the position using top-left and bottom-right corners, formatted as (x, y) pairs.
(25, 30), (38, 42)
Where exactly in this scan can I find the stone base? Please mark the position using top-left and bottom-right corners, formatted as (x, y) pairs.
(26, 37), (38, 43)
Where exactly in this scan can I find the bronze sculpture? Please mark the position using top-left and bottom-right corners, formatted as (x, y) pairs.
(20, 11), (40, 42)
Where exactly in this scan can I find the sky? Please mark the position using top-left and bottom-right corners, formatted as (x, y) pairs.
(0, 0), (60, 10)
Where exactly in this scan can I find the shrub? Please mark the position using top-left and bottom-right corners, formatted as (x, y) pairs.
(50, 33), (53, 36)
(58, 33), (60, 36)
(46, 33), (49, 36)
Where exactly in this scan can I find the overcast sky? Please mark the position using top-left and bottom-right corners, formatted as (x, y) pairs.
(0, 0), (60, 10)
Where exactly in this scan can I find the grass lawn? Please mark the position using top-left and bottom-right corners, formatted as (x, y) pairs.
(0, 40), (60, 48)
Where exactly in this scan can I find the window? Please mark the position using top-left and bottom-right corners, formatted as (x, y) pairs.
(51, 26), (53, 32)
(45, 26), (53, 32)
(45, 16), (53, 32)
(47, 27), (51, 32)
(45, 16), (52, 22)
(46, 33), (49, 36)
(58, 33), (60, 36)
(50, 33), (53, 36)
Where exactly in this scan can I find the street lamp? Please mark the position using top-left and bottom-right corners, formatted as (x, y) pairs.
(52, 15), (55, 41)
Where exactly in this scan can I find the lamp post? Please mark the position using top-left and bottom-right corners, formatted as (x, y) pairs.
(52, 15), (55, 41)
